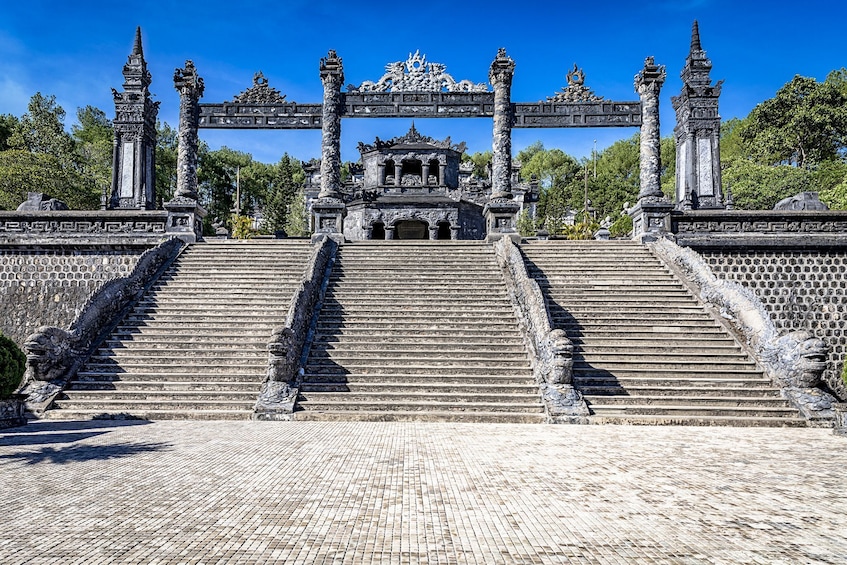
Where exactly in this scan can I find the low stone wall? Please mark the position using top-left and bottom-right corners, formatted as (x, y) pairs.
(697, 248), (847, 400)
(0, 246), (150, 347)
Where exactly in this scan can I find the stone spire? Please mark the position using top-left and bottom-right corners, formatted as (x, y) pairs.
(672, 21), (725, 209)
(108, 27), (159, 210)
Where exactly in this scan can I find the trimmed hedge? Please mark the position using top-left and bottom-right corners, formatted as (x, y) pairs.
(0, 333), (25, 398)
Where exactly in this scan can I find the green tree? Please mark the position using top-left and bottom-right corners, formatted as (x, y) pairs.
(461, 151), (492, 179)
(8, 93), (77, 163)
(0, 114), (19, 151)
(197, 145), (254, 226)
(740, 72), (847, 169)
(155, 122), (178, 207)
(0, 150), (95, 210)
(72, 105), (113, 202)
(263, 153), (303, 234)
(284, 185), (310, 237)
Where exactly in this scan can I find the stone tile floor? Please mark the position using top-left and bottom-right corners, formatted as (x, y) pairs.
(1, 420), (845, 565)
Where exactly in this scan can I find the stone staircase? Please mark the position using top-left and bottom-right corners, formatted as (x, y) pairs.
(45, 240), (312, 420)
(521, 240), (805, 427)
(296, 241), (544, 422)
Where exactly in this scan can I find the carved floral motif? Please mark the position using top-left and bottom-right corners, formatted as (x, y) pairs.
(230, 72), (289, 104)
(546, 64), (604, 103)
(349, 50), (488, 93)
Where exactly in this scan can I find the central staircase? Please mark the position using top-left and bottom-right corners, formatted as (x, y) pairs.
(45, 240), (311, 420)
(521, 240), (805, 426)
(295, 242), (544, 422)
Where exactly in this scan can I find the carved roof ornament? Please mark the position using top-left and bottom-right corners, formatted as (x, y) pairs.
(357, 123), (467, 153)
(229, 72), (289, 104)
(348, 50), (488, 93)
(546, 64), (604, 103)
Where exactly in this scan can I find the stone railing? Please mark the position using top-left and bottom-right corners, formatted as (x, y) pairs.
(494, 237), (588, 423)
(651, 237), (838, 425)
(671, 210), (847, 248)
(0, 210), (170, 244)
(18, 237), (185, 414)
(254, 236), (338, 420)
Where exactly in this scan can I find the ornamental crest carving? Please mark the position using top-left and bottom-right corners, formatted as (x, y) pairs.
(230, 72), (289, 104)
(348, 50), (488, 93)
(546, 64), (604, 103)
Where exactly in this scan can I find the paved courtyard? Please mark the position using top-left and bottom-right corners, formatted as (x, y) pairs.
(1, 420), (845, 564)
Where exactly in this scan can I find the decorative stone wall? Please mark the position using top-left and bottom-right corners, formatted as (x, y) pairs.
(0, 248), (145, 347)
(699, 249), (847, 399)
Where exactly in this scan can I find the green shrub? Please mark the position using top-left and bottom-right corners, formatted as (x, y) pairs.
(609, 214), (633, 238)
(230, 214), (256, 240)
(0, 333), (25, 398)
(842, 361), (847, 389)
(562, 216), (600, 240)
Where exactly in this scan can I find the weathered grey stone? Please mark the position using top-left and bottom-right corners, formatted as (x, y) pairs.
(652, 237), (837, 423)
(173, 60), (204, 201)
(109, 27), (159, 210)
(834, 403), (847, 436)
(0, 395), (26, 429)
(635, 57), (666, 200)
(255, 237), (337, 419)
(19, 238), (184, 413)
(672, 21), (724, 210)
(774, 191), (829, 211)
(494, 237), (587, 422)
(319, 51), (344, 199)
(489, 48), (514, 200)
(16, 193), (68, 211)
(348, 50), (487, 93)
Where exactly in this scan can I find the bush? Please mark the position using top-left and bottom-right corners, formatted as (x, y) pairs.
(0, 333), (25, 398)
(609, 214), (633, 238)
(230, 214), (256, 240)
(842, 361), (847, 389)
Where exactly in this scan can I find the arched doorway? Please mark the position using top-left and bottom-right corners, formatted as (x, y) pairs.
(371, 221), (386, 240)
(436, 221), (452, 240)
(395, 220), (428, 240)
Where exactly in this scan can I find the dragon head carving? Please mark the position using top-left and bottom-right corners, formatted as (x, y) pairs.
(546, 328), (574, 385)
(23, 326), (72, 384)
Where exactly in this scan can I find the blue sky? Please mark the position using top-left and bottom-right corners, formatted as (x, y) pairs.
(1, 0), (844, 164)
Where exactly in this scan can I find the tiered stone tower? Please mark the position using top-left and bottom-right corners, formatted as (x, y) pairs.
(108, 27), (159, 209)
(672, 21), (724, 210)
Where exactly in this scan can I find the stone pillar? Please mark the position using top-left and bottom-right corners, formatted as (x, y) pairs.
(428, 225), (438, 240)
(450, 225), (460, 240)
(394, 163), (402, 187)
(489, 48), (515, 200)
(109, 27), (159, 210)
(635, 57), (666, 199)
(165, 59), (206, 243)
(377, 162), (385, 186)
(173, 60), (204, 201)
(385, 226), (395, 240)
(422, 163), (430, 186)
(319, 50), (343, 199)
(671, 21), (725, 210)
(630, 56), (672, 242)
(438, 163), (447, 188)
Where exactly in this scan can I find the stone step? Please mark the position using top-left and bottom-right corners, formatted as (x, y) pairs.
(83, 362), (263, 374)
(40, 408), (254, 421)
(91, 351), (265, 361)
(312, 334), (521, 344)
(68, 380), (261, 392)
(573, 359), (757, 371)
(309, 349), (527, 359)
(572, 375), (771, 388)
(582, 395), (791, 407)
(578, 385), (782, 397)
(51, 398), (255, 411)
(303, 365), (530, 376)
(586, 414), (807, 427)
(302, 373), (534, 384)
(291, 400), (544, 413)
(60, 390), (259, 401)
(299, 382), (538, 394)
(586, 403), (800, 419)
(576, 345), (744, 355)
(111, 328), (274, 338)
(76, 372), (263, 382)
(289, 410), (547, 424)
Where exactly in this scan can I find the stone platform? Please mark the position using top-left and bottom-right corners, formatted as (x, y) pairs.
(2, 421), (845, 564)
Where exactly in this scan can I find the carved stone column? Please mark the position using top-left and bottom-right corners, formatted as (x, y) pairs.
(173, 60), (204, 201)
(428, 225), (438, 240)
(109, 27), (159, 210)
(489, 48), (515, 200)
(319, 50), (344, 199)
(421, 163), (430, 186)
(394, 162), (402, 187)
(166, 59), (206, 243)
(630, 57), (671, 241)
(635, 57), (666, 199)
(385, 226), (396, 240)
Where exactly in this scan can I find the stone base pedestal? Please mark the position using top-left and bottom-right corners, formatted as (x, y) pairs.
(0, 395), (26, 429)
(629, 197), (673, 243)
(484, 198), (520, 243)
(834, 403), (847, 437)
(311, 197), (345, 241)
(164, 197), (207, 243)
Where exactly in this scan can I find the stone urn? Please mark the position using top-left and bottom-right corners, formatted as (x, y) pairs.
(0, 394), (27, 429)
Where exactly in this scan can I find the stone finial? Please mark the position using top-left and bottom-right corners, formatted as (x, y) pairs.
(320, 50), (344, 82)
(132, 26), (143, 57)
(489, 48), (515, 85)
(174, 60), (205, 98)
(691, 20), (702, 53)
(634, 56), (667, 94)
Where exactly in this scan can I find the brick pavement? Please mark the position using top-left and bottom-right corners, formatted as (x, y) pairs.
(1, 420), (845, 564)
